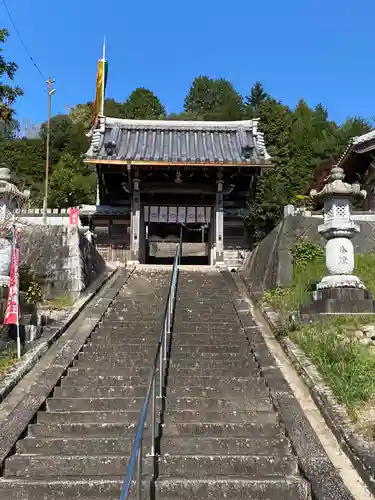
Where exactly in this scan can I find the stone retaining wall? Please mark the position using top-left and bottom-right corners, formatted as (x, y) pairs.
(18, 225), (105, 295)
(241, 214), (375, 297)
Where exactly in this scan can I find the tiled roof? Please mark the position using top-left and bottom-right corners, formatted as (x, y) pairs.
(86, 117), (271, 165)
(337, 129), (375, 168)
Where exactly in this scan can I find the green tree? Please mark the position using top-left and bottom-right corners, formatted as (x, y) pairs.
(40, 114), (89, 162)
(48, 153), (96, 208)
(0, 117), (19, 139)
(104, 98), (127, 118)
(244, 98), (295, 242)
(244, 82), (269, 117)
(123, 88), (165, 119)
(0, 137), (45, 190)
(167, 111), (200, 121)
(0, 29), (23, 121)
(69, 102), (93, 130)
(184, 76), (243, 120)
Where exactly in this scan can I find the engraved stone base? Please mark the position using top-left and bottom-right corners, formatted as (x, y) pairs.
(317, 274), (365, 290)
(300, 286), (375, 316)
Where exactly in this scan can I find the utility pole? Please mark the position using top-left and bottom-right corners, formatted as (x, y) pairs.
(43, 77), (56, 224)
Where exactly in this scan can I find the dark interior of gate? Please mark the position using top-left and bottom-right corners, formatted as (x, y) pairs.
(83, 118), (273, 267)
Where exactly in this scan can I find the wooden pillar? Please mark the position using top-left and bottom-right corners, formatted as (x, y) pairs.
(129, 175), (140, 264)
(215, 175), (224, 266)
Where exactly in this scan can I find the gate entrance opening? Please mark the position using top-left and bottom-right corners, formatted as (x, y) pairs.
(147, 222), (210, 265)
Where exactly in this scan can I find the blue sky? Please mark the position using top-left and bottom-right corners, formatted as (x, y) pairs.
(2, 0), (374, 127)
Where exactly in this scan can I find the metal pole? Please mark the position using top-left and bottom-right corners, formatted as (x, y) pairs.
(151, 377), (156, 456)
(159, 345), (163, 398)
(136, 442), (142, 500)
(43, 77), (56, 225)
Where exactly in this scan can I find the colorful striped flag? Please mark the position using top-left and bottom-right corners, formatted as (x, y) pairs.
(92, 38), (108, 127)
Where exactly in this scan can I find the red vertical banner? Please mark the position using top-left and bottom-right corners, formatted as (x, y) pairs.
(4, 224), (20, 325)
(69, 207), (79, 225)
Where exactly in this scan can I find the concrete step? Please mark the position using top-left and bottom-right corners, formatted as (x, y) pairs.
(100, 321), (161, 328)
(77, 350), (157, 361)
(168, 352), (252, 361)
(74, 357), (152, 368)
(59, 375), (150, 387)
(105, 314), (164, 322)
(17, 435), (290, 457)
(168, 359), (259, 369)
(59, 372), (260, 389)
(85, 342), (158, 351)
(54, 382), (147, 401)
(164, 409), (277, 424)
(175, 323), (243, 333)
(28, 422), (141, 438)
(47, 397), (147, 412)
(164, 335), (248, 346)
(165, 421), (282, 438)
(65, 367), (151, 378)
(170, 345), (250, 354)
(153, 477), (311, 500)
(17, 437), (141, 455)
(165, 397), (273, 411)
(166, 383), (269, 399)
(0, 476), (311, 500)
(166, 373), (264, 385)
(37, 410), (142, 424)
(82, 346), (158, 357)
(88, 336), (161, 345)
(174, 314), (239, 322)
(4, 454), (151, 477)
(162, 436), (290, 455)
(158, 454), (297, 476)
(5, 454), (297, 478)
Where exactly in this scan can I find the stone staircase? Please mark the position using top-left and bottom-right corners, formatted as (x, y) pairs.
(155, 269), (311, 499)
(0, 268), (172, 499)
(0, 266), (315, 499)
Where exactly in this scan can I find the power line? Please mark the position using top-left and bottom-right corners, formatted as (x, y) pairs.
(1, 0), (46, 81)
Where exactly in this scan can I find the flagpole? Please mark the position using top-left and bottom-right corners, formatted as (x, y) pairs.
(13, 216), (20, 360)
(100, 37), (106, 116)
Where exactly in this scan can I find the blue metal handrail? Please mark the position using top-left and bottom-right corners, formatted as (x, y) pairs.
(120, 242), (181, 500)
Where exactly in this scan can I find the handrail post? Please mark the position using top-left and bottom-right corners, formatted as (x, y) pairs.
(136, 443), (142, 500)
(151, 377), (156, 456)
(159, 342), (163, 399)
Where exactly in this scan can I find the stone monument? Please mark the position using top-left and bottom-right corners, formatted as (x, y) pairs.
(301, 165), (375, 316)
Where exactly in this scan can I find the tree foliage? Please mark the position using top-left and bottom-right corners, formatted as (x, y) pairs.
(0, 29), (23, 121)
(48, 153), (96, 208)
(0, 39), (373, 225)
(123, 88), (165, 120)
(184, 76), (243, 121)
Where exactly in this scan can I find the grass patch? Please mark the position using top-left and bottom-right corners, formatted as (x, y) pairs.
(262, 241), (375, 437)
(44, 294), (76, 310)
(0, 349), (18, 377)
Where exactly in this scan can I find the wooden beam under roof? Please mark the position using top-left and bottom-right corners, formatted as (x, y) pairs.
(84, 159), (273, 168)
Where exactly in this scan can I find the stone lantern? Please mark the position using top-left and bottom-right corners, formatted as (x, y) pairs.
(301, 165), (375, 315)
(0, 165), (30, 286)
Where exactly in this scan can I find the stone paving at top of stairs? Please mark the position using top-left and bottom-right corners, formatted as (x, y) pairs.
(0, 268), (172, 500)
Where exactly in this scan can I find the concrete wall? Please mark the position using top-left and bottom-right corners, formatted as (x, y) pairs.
(18, 225), (105, 295)
(241, 213), (375, 298)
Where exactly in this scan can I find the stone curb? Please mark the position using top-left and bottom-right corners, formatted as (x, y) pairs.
(239, 273), (375, 497)
(0, 267), (134, 471)
(0, 266), (119, 405)
(222, 271), (355, 500)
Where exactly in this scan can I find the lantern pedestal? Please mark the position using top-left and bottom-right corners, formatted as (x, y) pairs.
(301, 286), (375, 317)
